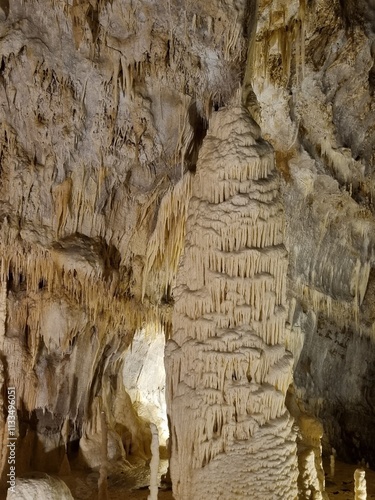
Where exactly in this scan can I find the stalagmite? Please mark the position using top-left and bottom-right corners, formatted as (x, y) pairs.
(354, 469), (367, 500)
(148, 423), (160, 500)
(166, 106), (298, 499)
(98, 411), (109, 500)
(299, 450), (323, 500)
(59, 418), (71, 476)
(330, 450), (336, 479)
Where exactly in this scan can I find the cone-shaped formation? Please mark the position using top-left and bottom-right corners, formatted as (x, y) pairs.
(165, 107), (298, 499)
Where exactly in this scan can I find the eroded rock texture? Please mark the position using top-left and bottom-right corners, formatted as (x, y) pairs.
(7, 473), (74, 500)
(0, 0), (254, 493)
(249, 0), (375, 466)
(0, 0), (374, 497)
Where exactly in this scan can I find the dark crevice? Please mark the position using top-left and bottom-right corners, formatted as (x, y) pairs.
(86, 5), (100, 43)
(369, 61), (375, 96)
(67, 437), (80, 462)
(243, 0), (258, 41)
(338, 0), (375, 34)
(184, 101), (208, 173)
(0, 0), (9, 19)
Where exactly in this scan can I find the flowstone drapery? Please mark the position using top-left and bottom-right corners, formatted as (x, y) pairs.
(165, 106), (298, 499)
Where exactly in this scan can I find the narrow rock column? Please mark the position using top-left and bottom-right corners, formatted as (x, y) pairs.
(98, 411), (108, 500)
(354, 469), (367, 500)
(330, 451), (335, 479)
(165, 107), (298, 499)
(148, 423), (160, 500)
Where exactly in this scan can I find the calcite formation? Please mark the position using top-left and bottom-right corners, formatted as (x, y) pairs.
(0, 0), (254, 493)
(7, 474), (74, 500)
(165, 106), (298, 499)
(246, 0), (375, 465)
(148, 422), (160, 500)
(0, 0), (375, 497)
(355, 469), (367, 500)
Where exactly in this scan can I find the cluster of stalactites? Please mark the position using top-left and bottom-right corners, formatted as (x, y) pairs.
(142, 173), (192, 300)
(0, 223), (170, 414)
(252, 0), (306, 87)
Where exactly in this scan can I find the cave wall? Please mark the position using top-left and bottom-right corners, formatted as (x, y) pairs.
(0, 0), (253, 490)
(0, 0), (374, 496)
(250, 0), (375, 468)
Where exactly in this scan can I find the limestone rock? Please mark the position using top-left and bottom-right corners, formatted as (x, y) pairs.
(6, 474), (73, 499)
(0, 0), (375, 497)
(166, 107), (298, 499)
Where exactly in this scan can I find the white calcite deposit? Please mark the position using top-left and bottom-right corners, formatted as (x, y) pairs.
(165, 106), (298, 499)
(6, 474), (73, 500)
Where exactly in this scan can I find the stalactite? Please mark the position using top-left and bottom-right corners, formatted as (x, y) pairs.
(165, 107), (298, 500)
(142, 173), (192, 300)
(224, 17), (241, 61)
(291, 270), (375, 335)
(252, 1), (307, 88)
(320, 137), (365, 185)
(0, 227), (170, 426)
(51, 177), (73, 237)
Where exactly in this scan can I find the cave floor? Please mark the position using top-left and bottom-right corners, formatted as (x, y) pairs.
(324, 459), (375, 499)
(4, 458), (374, 498)
(63, 459), (375, 499)
(61, 458), (174, 500)
(62, 472), (174, 500)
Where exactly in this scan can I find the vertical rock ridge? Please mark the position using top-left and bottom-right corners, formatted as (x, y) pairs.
(166, 106), (298, 499)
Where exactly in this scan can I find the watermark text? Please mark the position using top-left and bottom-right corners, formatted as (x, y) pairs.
(6, 387), (16, 493)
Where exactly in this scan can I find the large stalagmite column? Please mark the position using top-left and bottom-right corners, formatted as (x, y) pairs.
(165, 107), (298, 499)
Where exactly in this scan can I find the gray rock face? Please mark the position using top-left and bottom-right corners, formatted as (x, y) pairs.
(251, 0), (375, 470)
(294, 310), (375, 466)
